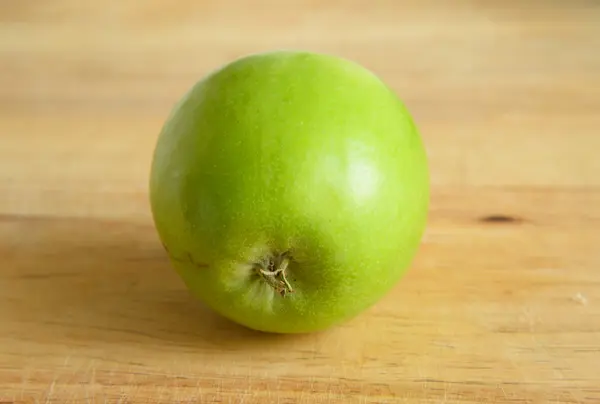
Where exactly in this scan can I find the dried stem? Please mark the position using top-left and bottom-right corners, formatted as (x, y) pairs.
(255, 253), (294, 297)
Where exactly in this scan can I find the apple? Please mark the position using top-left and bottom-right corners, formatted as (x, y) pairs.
(149, 50), (429, 333)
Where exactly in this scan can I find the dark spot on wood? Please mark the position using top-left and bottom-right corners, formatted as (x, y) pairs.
(480, 214), (522, 224)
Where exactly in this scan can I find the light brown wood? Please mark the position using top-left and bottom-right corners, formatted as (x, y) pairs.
(1, 1), (599, 403)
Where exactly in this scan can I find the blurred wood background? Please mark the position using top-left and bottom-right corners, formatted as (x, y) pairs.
(1, 1), (599, 403)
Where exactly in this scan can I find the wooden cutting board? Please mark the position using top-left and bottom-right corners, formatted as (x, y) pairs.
(1, 1), (599, 403)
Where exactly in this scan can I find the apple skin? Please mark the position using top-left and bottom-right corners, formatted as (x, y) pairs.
(149, 51), (429, 334)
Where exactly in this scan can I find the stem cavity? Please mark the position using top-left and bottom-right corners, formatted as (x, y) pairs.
(255, 252), (294, 297)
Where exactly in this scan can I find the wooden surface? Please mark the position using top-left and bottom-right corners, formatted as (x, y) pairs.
(1, 1), (599, 403)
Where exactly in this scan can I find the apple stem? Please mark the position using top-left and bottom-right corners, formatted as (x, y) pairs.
(256, 253), (294, 297)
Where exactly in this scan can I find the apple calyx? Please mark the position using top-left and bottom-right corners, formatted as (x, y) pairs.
(255, 252), (294, 297)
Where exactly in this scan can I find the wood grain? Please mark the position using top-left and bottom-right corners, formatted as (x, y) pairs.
(1, 1), (599, 403)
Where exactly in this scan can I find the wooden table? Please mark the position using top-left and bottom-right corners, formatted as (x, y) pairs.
(1, 1), (599, 403)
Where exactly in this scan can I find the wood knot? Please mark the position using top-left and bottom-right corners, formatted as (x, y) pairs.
(479, 214), (522, 224)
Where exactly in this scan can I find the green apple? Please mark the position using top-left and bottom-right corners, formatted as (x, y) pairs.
(149, 50), (429, 334)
